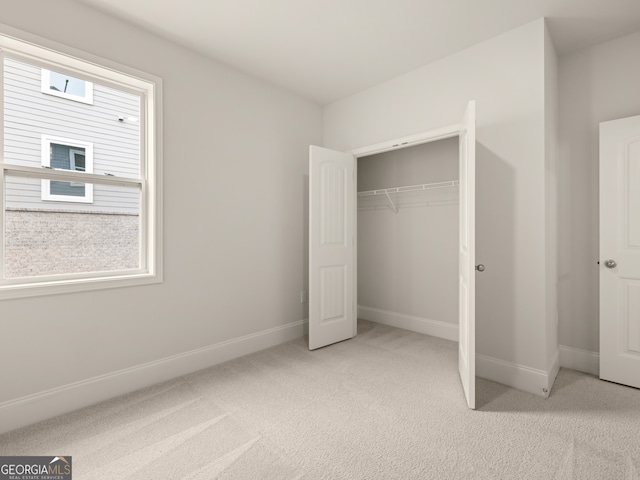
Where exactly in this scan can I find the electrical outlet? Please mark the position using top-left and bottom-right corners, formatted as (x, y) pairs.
(300, 290), (308, 303)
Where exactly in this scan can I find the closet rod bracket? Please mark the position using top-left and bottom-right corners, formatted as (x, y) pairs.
(384, 191), (398, 214)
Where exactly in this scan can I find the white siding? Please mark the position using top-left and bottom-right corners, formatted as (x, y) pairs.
(4, 58), (140, 214)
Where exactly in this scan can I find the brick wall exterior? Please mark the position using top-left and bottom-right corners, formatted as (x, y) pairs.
(5, 209), (139, 278)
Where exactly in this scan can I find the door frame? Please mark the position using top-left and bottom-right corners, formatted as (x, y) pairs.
(347, 122), (463, 338)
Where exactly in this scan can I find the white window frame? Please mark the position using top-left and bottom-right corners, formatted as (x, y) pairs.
(69, 149), (86, 172)
(41, 68), (94, 104)
(0, 26), (163, 300)
(69, 148), (86, 186)
(41, 135), (94, 203)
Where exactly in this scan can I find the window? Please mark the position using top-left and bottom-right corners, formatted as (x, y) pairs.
(41, 136), (94, 202)
(0, 29), (162, 299)
(41, 68), (93, 104)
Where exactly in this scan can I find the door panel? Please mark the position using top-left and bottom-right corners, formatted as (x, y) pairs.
(622, 282), (640, 354)
(600, 115), (640, 388)
(458, 101), (476, 409)
(320, 265), (346, 322)
(309, 145), (355, 350)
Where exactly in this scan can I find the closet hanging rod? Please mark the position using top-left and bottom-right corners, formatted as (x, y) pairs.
(357, 180), (459, 197)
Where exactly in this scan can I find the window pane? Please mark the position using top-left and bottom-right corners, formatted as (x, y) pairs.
(50, 143), (87, 196)
(48, 70), (86, 97)
(4, 57), (141, 179)
(4, 175), (141, 278)
(51, 143), (83, 169)
(50, 180), (86, 197)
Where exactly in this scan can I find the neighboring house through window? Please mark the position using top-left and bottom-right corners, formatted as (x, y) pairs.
(0, 30), (162, 299)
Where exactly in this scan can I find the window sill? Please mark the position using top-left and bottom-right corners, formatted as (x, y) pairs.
(0, 271), (162, 300)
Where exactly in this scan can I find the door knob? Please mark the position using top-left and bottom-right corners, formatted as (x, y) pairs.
(604, 259), (617, 269)
(476, 264), (485, 272)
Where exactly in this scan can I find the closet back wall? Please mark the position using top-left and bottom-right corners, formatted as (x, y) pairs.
(357, 138), (459, 330)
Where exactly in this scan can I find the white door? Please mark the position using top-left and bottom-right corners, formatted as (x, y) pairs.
(308, 145), (356, 350)
(600, 114), (640, 389)
(458, 101), (476, 409)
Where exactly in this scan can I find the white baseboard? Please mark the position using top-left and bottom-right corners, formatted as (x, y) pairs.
(0, 319), (307, 435)
(559, 345), (600, 376)
(476, 354), (553, 398)
(358, 305), (458, 342)
(3, 317), (590, 434)
(358, 306), (559, 398)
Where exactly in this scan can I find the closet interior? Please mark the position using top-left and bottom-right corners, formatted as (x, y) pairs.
(357, 136), (460, 332)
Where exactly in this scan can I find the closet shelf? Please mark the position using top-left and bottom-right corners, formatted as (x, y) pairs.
(357, 180), (459, 197)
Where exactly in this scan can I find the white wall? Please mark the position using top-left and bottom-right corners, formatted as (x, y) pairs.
(357, 138), (459, 191)
(558, 30), (640, 361)
(325, 19), (556, 394)
(357, 138), (459, 328)
(0, 0), (322, 433)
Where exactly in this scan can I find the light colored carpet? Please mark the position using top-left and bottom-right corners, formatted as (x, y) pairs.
(1, 319), (639, 479)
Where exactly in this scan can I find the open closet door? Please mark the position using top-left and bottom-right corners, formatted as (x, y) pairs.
(458, 101), (476, 409)
(309, 145), (356, 350)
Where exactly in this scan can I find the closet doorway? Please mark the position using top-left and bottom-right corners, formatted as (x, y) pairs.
(309, 101), (476, 408)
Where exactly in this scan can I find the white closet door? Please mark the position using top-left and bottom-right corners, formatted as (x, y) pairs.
(309, 145), (356, 350)
(600, 114), (640, 389)
(458, 101), (476, 409)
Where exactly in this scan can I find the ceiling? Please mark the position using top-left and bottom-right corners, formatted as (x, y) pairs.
(76, 0), (640, 105)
